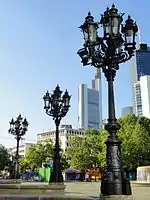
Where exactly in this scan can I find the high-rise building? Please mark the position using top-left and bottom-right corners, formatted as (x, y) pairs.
(133, 76), (150, 118)
(133, 82), (143, 117)
(131, 43), (150, 114)
(78, 69), (102, 130)
(140, 76), (150, 118)
(121, 106), (133, 117)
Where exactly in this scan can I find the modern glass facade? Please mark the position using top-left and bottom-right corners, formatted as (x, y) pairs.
(131, 43), (150, 115)
(78, 69), (102, 130)
(87, 88), (100, 129)
(140, 76), (150, 118)
(136, 47), (150, 81)
(121, 106), (133, 117)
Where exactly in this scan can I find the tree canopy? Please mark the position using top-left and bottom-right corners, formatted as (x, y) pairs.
(84, 129), (100, 135)
(65, 133), (106, 170)
(66, 114), (150, 171)
(0, 144), (11, 170)
(25, 139), (69, 170)
(118, 114), (150, 170)
(19, 159), (31, 172)
(25, 139), (53, 168)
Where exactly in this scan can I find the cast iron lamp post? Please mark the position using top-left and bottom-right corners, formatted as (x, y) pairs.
(8, 114), (29, 179)
(43, 85), (71, 183)
(77, 4), (138, 196)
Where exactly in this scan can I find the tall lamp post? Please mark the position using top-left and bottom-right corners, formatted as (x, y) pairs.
(8, 114), (29, 179)
(43, 85), (71, 183)
(77, 4), (138, 196)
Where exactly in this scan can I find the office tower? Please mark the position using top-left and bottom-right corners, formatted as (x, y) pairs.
(131, 43), (150, 114)
(133, 82), (142, 117)
(121, 106), (133, 117)
(140, 76), (150, 118)
(133, 75), (150, 118)
(78, 68), (102, 130)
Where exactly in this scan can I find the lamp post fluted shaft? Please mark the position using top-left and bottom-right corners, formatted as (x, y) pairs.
(50, 118), (63, 182)
(15, 135), (20, 179)
(43, 85), (71, 183)
(106, 69), (116, 121)
(77, 4), (138, 196)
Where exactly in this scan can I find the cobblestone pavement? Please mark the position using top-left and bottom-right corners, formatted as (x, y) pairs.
(65, 182), (150, 200)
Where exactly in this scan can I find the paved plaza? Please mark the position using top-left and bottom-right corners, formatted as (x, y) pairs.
(21, 181), (150, 199)
(64, 182), (150, 200)
(0, 181), (149, 199)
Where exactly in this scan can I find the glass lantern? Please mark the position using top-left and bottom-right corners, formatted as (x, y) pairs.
(100, 7), (110, 38)
(62, 90), (71, 107)
(22, 118), (28, 130)
(80, 12), (98, 44)
(122, 15), (138, 50)
(43, 91), (51, 110)
(10, 118), (15, 130)
(108, 4), (123, 37)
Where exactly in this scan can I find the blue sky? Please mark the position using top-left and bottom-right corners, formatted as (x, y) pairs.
(0, 0), (149, 147)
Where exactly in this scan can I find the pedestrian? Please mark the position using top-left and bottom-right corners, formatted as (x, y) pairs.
(85, 173), (89, 182)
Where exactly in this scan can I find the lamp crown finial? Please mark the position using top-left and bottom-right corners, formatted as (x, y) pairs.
(88, 11), (91, 16)
(112, 3), (115, 8)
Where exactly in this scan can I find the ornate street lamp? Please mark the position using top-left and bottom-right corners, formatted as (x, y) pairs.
(77, 4), (138, 196)
(8, 114), (29, 179)
(43, 85), (71, 183)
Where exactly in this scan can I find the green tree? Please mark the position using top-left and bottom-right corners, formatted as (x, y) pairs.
(25, 139), (69, 170)
(118, 114), (150, 170)
(65, 136), (84, 161)
(0, 144), (11, 170)
(84, 129), (100, 135)
(97, 130), (108, 168)
(66, 133), (106, 170)
(66, 136), (89, 170)
(66, 115), (150, 171)
(25, 139), (53, 168)
(19, 160), (30, 172)
(94, 114), (150, 170)
(61, 153), (70, 170)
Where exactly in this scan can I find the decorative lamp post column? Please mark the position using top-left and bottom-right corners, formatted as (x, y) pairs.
(8, 114), (29, 179)
(43, 85), (71, 183)
(77, 4), (138, 196)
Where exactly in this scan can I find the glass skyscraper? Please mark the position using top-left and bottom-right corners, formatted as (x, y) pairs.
(131, 43), (150, 115)
(78, 69), (102, 130)
(131, 44), (150, 83)
(121, 106), (133, 117)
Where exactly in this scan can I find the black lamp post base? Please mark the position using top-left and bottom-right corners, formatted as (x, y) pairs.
(101, 172), (131, 196)
(49, 171), (63, 183)
(100, 194), (133, 200)
(15, 172), (20, 180)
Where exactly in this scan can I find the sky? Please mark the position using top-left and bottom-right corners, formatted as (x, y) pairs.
(0, 0), (149, 148)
